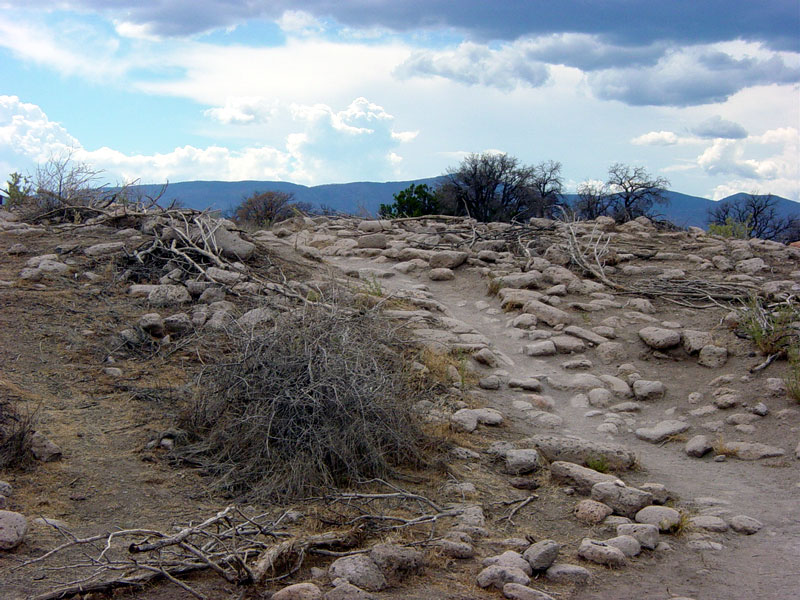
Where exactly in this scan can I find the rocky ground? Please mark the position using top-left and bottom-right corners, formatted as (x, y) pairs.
(0, 207), (798, 600)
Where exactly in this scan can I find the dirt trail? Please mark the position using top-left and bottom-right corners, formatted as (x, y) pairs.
(331, 255), (800, 600)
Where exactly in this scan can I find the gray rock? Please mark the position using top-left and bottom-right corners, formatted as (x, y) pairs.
(0, 482), (12, 497)
(682, 330), (714, 354)
(237, 307), (274, 329)
(483, 550), (533, 576)
(729, 515), (762, 534)
(635, 420), (689, 444)
(430, 250), (468, 269)
(198, 287), (226, 303)
(588, 388), (613, 407)
(574, 499), (613, 524)
(634, 506), (681, 532)
(450, 409), (478, 433)
(206, 267), (245, 285)
(551, 335), (585, 354)
(545, 373), (604, 391)
(604, 534), (641, 557)
(639, 483), (670, 505)
(524, 340), (557, 356)
(503, 449), (543, 475)
(690, 516), (728, 532)
(323, 580), (376, 600)
(522, 539), (560, 571)
(698, 345), (728, 368)
(137, 313), (165, 337)
(148, 285), (191, 307)
(357, 233), (388, 249)
(428, 267), (455, 281)
(473, 408), (503, 425)
(357, 220), (386, 233)
(616, 523), (659, 549)
(508, 378), (542, 391)
(591, 482), (654, 518)
(563, 325), (608, 345)
(328, 555), (387, 592)
(30, 432), (62, 462)
(473, 347), (499, 367)
(435, 539), (474, 558)
(633, 380), (666, 400)
(272, 583), (323, 600)
(213, 228), (256, 260)
(638, 327), (681, 349)
(476, 565), (530, 589)
(725, 441), (785, 460)
(369, 543), (424, 581)
(577, 538), (626, 567)
(84, 241), (126, 257)
(549, 461), (617, 495)
(0, 510), (28, 550)
(685, 435), (713, 458)
(596, 341), (626, 364)
(545, 563), (591, 584)
(521, 300), (574, 327)
(526, 434), (637, 470)
(736, 257), (767, 274)
(479, 376), (501, 390)
(502, 583), (556, 600)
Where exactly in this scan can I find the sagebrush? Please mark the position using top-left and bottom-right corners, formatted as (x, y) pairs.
(174, 304), (437, 501)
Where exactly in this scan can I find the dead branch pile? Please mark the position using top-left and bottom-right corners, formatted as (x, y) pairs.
(172, 303), (436, 501)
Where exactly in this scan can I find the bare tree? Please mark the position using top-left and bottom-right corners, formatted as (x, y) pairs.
(438, 152), (546, 222)
(605, 163), (670, 222)
(574, 180), (615, 220)
(708, 193), (799, 241)
(233, 190), (304, 226)
(528, 160), (565, 218)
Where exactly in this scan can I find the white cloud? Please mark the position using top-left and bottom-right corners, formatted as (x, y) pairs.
(631, 131), (679, 146)
(203, 97), (279, 125)
(0, 95), (413, 186)
(692, 115), (748, 139)
(396, 41), (550, 90)
(277, 10), (324, 35)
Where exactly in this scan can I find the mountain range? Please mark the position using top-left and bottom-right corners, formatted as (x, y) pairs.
(130, 178), (799, 229)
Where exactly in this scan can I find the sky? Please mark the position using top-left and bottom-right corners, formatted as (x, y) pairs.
(0, 1), (798, 201)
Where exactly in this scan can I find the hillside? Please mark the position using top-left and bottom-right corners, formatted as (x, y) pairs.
(130, 179), (798, 228)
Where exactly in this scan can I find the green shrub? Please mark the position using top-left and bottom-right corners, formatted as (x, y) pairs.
(379, 184), (439, 219)
(708, 216), (751, 239)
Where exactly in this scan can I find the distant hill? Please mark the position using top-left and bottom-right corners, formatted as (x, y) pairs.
(130, 179), (798, 229)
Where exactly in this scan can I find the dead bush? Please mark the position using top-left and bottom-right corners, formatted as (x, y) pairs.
(173, 304), (437, 502)
(0, 400), (37, 470)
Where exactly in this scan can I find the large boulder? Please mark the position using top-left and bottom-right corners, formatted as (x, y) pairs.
(0, 510), (28, 550)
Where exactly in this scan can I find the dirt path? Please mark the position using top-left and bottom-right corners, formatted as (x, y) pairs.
(331, 255), (800, 600)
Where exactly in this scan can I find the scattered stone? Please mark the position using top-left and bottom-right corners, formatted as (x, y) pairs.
(323, 580), (376, 600)
(30, 432), (62, 462)
(698, 345), (728, 368)
(527, 435), (637, 470)
(551, 335), (585, 353)
(604, 534), (641, 557)
(524, 341), (557, 356)
(435, 539), (474, 558)
(638, 327), (681, 349)
(549, 461), (618, 495)
(503, 449), (543, 475)
(596, 342), (626, 364)
(591, 482), (654, 518)
(148, 285), (191, 307)
(690, 516), (728, 532)
(729, 515), (762, 534)
(521, 300), (574, 327)
(473, 348), (499, 367)
(328, 555), (387, 592)
(577, 538), (626, 567)
(682, 330), (713, 354)
(357, 233), (388, 249)
(502, 583), (556, 600)
(634, 506), (681, 532)
(473, 408), (504, 425)
(523, 539), (560, 571)
(639, 483), (670, 505)
(450, 409), (478, 433)
(272, 583), (323, 600)
(635, 420), (689, 444)
(483, 551), (533, 576)
(84, 241), (126, 257)
(725, 441), (785, 460)
(545, 563), (591, 585)
(633, 380), (666, 400)
(476, 565), (530, 589)
(137, 313), (165, 337)
(574, 499), (613, 524)
(616, 523), (660, 550)
(428, 267), (455, 281)
(369, 543), (424, 582)
(687, 540), (723, 551)
(0, 510), (28, 550)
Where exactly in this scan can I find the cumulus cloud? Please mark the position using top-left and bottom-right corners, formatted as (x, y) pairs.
(520, 34), (666, 71)
(396, 41), (549, 90)
(277, 10), (325, 35)
(692, 116), (748, 139)
(204, 97), (279, 125)
(631, 131), (680, 146)
(695, 127), (799, 199)
(589, 45), (800, 106)
(0, 95), (413, 185)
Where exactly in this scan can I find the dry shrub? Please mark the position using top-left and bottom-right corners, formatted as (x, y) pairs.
(0, 400), (37, 470)
(173, 304), (436, 502)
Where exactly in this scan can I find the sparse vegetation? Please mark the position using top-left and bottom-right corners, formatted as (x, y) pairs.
(173, 303), (437, 501)
(585, 455), (611, 473)
(737, 296), (799, 358)
(232, 190), (311, 228)
(379, 183), (440, 218)
(786, 347), (800, 403)
(0, 400), (37, 470)
(712, 435), (739, 458)
(708, 216), (752, 239)
(707, 192), (799, 242)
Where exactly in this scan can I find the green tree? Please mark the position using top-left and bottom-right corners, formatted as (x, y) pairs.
(379, 183), (440, 218)
(3, 172), (33, 207)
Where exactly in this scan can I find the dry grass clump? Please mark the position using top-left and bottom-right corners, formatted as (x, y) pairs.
(0, 399), (37, 470)
(173, 303), (437, 502)
(737, 296), (799, 357)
